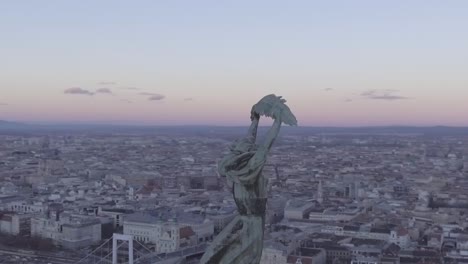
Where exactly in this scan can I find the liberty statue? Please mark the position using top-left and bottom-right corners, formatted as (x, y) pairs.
(200, 94), (297, 264)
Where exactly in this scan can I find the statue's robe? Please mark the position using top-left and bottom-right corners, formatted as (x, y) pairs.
(200, 146), (268, 264)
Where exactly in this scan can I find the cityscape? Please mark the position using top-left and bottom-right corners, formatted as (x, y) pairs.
(1, 124), (468, 263)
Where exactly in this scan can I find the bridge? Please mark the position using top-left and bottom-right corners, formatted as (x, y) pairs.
(75, 234), (206, 264)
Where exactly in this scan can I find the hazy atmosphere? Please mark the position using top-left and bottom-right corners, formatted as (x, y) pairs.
(2, 1), (468, 126)
(3, 2), (468, 264)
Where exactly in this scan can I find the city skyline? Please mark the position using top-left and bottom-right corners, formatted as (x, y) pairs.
(2, 1), (468, 126)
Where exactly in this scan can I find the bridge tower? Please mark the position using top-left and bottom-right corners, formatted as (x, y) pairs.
(113, 234), (134, 264)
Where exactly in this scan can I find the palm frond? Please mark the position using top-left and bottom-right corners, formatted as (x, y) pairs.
(253, 94), (298, 126)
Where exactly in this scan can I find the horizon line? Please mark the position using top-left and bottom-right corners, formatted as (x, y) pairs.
(3, 119), (468, 129)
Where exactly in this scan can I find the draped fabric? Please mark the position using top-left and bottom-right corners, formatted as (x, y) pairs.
(219, 149), (265, 186)
(200, 143), (267, 264)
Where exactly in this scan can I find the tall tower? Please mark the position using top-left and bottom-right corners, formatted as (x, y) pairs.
(317, 180), (323, 204)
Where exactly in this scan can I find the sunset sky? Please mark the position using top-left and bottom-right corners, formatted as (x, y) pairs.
(1, 1), (468, 126)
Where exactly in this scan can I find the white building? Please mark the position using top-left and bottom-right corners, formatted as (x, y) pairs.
(31, 210), (101, 249)
(123, 213), (199, 253)
(260, 242), (288, 264)
(308, 206), (363, 222)
(321, 225), (390, 241)
(0, 212), (30, 235)
(7, 200), (46, 214)
(351, 256), (379, 264)
(389, 228), (411, 249)
(284, 200), (316, 220)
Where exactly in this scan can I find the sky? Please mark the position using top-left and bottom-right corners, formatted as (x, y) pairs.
(1, 0), (468, 126)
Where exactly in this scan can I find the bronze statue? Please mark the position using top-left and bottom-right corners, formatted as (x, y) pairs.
(200, 94), (297, 264)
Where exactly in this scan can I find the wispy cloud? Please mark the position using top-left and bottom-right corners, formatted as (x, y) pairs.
(0, 102), (8, 106)
(344, 98), (353, 103)
(97, 81), (116, 85)
(64, 87), (94, 95)
(96, 88), (113, 94)
(184, 97), (194, 101)
(121, 99), (133, 104)
(148, 94), (166, 101)
(138, 92), (166, 101)
(361, 89), (410, 101)
(120, 87), (140, 91)
(323, 88), (334, 92)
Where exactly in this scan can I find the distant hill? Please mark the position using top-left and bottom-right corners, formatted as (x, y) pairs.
(0, 120), (29, 130)
(1, 120), (468, 136)
(0, 120), (24, 126)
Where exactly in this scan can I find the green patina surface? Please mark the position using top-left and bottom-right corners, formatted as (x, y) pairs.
(200, 95), (297, 264)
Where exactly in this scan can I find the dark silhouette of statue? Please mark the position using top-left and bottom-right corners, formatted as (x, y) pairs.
(200, 94), (297, 264)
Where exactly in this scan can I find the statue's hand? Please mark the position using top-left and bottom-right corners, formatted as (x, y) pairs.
(250, 107), (260, 121)
(253, 94), (297, 126)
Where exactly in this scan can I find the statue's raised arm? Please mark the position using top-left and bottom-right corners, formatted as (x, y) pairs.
(252, 94), (298, 127)
(253, 94), (297, 151)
